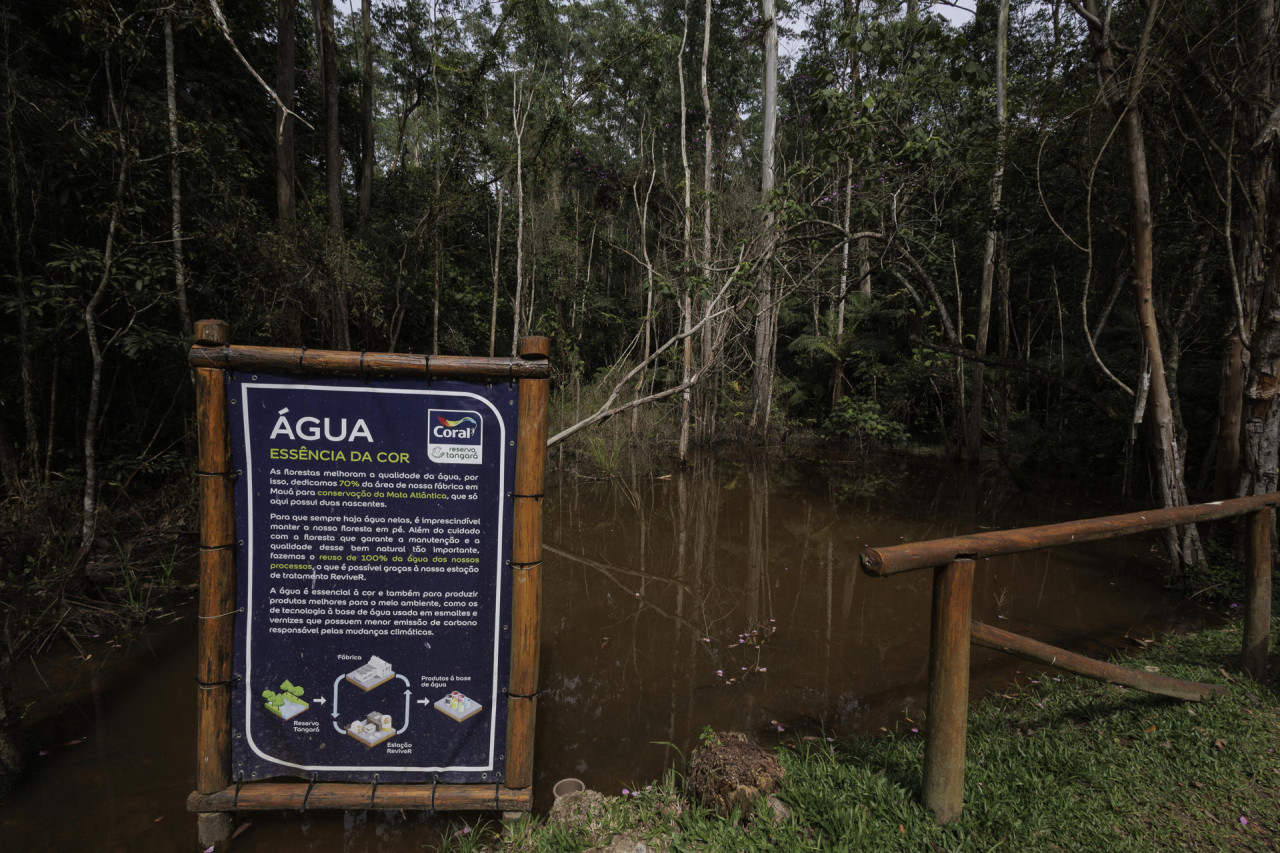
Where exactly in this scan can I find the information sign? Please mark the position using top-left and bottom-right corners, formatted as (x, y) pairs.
(227, 373), (516, 783)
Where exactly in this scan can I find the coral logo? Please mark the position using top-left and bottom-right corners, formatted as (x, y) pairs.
(434, 415), (478, 436)
(427, 409), (482, 465)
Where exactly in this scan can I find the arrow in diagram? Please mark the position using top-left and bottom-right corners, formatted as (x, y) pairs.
(331, 675), (344, 718)
(332, 720), (347, 735)
(416, 696), (432, 706)
(398, 690), (411, 733)
(313, 696), (327, 705)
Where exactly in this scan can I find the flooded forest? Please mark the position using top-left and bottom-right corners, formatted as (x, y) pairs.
(2, 0), (1279, 848)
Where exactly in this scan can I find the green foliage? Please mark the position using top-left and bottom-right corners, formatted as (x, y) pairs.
(822, 397), (909, 447)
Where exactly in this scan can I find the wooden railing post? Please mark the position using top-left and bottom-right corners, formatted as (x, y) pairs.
(1242, 507), (1272, 679)
(193, 319), (234, 848)
(922, 557), (975, 824)
(505, 336), (550, 795)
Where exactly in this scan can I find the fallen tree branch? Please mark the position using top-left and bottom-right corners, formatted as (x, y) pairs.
(547, 258), (744, 448)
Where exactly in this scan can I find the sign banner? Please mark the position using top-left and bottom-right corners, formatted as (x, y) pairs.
(227, 373), (516, 783)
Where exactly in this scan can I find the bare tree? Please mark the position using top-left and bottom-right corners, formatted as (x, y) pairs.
(1076, 0), (1202, 570)
(164, 13), (190, 338)
(749, 0), (780, 439)
(358, 0), (374, 224)
(1235, 0), (1280, 498)
(678, 0), (694, 463)
(966, 0), (1009, 461)
(509, 68), (538, 357)
(275, 0), (296, 227)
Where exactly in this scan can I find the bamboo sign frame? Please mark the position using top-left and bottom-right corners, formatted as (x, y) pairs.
(186, 320), (551, 848)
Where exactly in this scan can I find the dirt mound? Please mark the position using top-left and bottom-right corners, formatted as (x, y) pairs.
(548, 788), (614, 834)
(686, 731), (784, 819)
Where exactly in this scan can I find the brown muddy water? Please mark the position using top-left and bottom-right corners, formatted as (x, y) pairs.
(0, 454), (1212, 850)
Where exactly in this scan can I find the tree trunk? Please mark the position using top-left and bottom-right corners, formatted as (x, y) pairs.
(966, 0), (1008, 462)
(317, 0), (341, 238)
(1215, 331), (1246, 498)
(510, 72), (533, 357)
(2, 10), (38, 473)
(698, 0), (715, 443)
(678, 0), (693, 464)
(164, 14), (191, 339)
(81, 157), (128, 558)
(358, 0), (373, 224)
(276, 0), (296, 227)
(1236, 0), (1280, 498)
(489, 174), (505, 357)
(315, 0), (347, 348)
(749, 0), (779, 440)
(1080, 0), (1201, 571)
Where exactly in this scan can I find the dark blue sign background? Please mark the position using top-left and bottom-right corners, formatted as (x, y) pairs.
(228, 373), (515, 783)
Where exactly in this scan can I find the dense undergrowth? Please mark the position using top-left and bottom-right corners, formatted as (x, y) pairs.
(0, 478), (198, 658)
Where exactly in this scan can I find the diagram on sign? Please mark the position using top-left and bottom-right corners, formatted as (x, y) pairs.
(347, 711), (396, 747)
(331, 656), (411, 748)
(434, 690), (483, 722)
(346, 655), (396, 691)
(261, 679), (309, 721)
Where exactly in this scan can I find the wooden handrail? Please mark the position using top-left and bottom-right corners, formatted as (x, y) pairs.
(861, 492), (1280, 576)
(861, 494), (1276, 825)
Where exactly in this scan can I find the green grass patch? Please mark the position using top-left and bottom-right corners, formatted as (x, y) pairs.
(492, 620), (1280, 852)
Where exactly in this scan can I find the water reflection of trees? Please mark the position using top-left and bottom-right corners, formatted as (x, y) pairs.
(537, 455), (1190, 793)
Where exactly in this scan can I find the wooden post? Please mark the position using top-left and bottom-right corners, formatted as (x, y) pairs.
(506, 336), (550, 794)
(1242, 507), (1272, 679)
(193, 319), (235, 847)
(922, 558), (974, 824)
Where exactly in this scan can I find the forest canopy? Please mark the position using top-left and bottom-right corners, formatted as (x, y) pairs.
(2, 0), (1279, 577)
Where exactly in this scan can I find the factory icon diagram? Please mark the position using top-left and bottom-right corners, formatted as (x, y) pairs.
(255, 655), (484, 750)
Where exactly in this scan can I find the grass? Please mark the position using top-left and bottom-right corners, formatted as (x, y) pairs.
(476, 619), (1280, 852)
